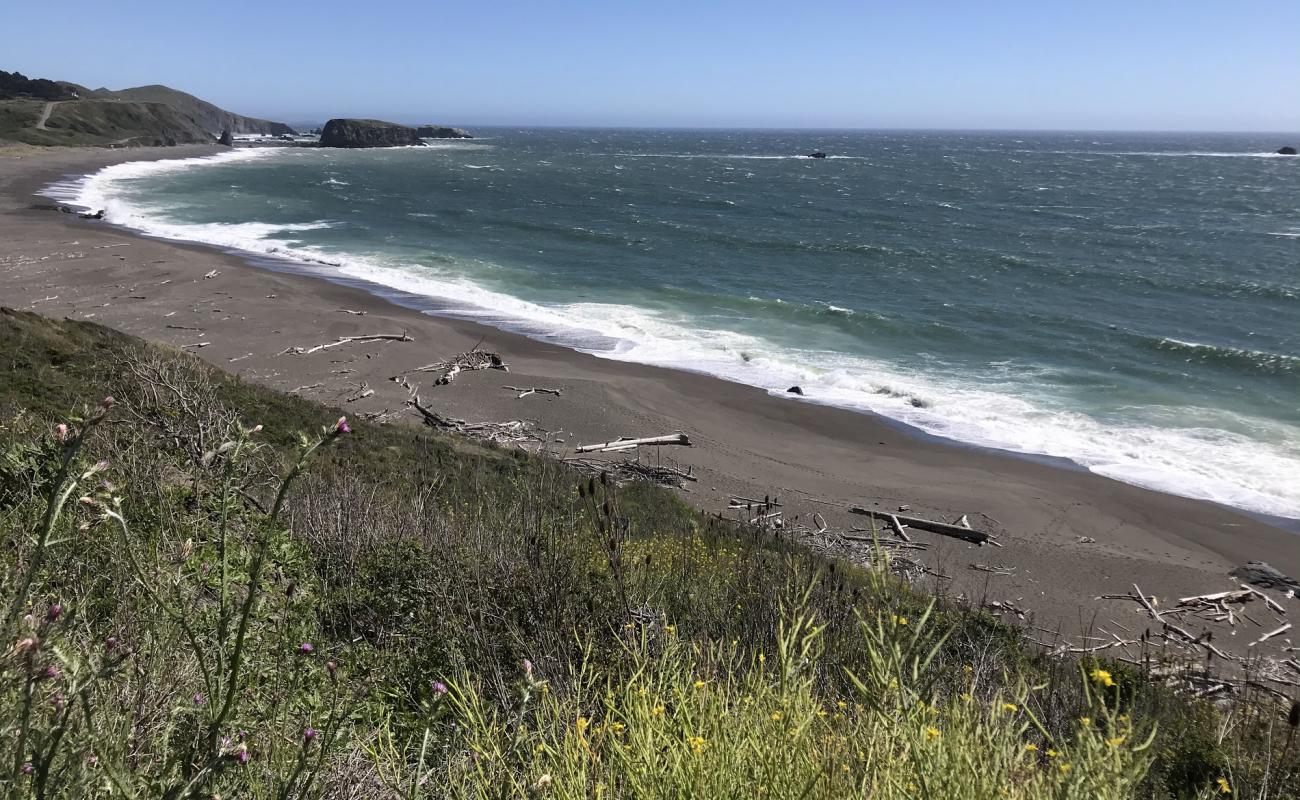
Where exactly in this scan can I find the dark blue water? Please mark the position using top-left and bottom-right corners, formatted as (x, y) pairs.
(65, 129), (1300, 517)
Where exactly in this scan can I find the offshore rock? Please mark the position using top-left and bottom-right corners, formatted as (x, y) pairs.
(416, 125), (473, 139)
(1278, 146), (1297, 155)
(318, 119), (424, 148)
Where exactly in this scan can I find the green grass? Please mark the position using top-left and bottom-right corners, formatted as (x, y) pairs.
(0, 99), (213, 147)
(0, 307), (1295, 798)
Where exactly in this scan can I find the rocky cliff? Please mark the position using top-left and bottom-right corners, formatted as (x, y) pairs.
(415, 125), (473, 139)
(318, 119), (423, 148)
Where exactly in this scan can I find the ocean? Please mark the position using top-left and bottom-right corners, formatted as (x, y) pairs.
(49, 129), (1300, 519)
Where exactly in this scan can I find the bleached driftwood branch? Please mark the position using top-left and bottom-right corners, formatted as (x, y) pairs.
(575, 433), (691, 454)
(406, 350), (508, 385)
(848, 507), (992, 546)
(281, 332), (413, 355)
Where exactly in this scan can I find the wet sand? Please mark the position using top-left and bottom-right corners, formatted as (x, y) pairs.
(2, 144), (1296, 662)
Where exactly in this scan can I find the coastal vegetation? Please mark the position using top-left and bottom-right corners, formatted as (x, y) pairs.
(0, 306), (1296, 798)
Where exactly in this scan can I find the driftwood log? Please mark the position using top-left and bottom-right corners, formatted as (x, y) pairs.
(848, 507), (992, 545)
(406, 350), (508, 385)
(575, 433), (691, 454)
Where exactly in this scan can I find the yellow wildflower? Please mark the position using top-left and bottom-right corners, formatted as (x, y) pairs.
(1089, 668), (1116, 688)
(609, 722), (626, 733)
(1079, 716), (1091, 727)
(686, 735), (707, 754)
(1106, 736), (1126, 747)
(1024, 743), (1038, 752)
(651, 705), (665, 717)
(1002, 703), (1018, 713)
(836, 700), (847, 710)
(1059, 763), (1072, 775)
(1216, 777), (1232, 794)
(665, 625), (676, 635)
(576, 717), (590, 733)
(924, 726), (941, 740)
(817, 709), (828, 718)
(694, 680), (707, 690)
(1046, 748), (1060, 758)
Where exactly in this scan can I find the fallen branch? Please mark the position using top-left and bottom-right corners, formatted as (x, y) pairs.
(285, 332), (414, 355)
(1250, 623), (1292, 648)
(848, 507), (991, 545)
(576, 433), (691, 454)
(504, 385), (563, 398)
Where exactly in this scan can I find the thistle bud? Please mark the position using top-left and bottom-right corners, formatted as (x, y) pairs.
(101, 396), (115, 409)
(335, 416), (351, 434)
(54, 423), (69, 441)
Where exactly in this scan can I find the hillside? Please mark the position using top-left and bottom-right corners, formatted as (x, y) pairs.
(78, 83), (295, 136)
(0, 305), (1288, 798)
(0, 98), (214, 146)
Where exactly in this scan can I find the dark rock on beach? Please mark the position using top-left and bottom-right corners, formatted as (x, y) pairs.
(416, 125), (473, 139)
(1230, 561), (1300, 592)
(787, 386), (805, 395)
(808, 151), (827, 159)
(218, 129), (234, 146)
(1278, 146), (1297, 155)
(318, 118), (424, 148)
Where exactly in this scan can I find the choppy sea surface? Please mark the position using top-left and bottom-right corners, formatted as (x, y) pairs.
(49, 129), (1300, 519)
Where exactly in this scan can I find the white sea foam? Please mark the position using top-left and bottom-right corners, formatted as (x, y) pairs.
(52, 152), (1300, 521)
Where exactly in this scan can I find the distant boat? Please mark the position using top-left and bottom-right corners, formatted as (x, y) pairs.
(808, 151), (827, 159)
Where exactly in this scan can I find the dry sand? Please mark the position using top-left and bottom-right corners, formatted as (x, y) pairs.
(2, 144), (1297, 665)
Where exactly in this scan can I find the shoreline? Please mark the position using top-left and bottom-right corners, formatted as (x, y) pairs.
(3, 144), (1298, 656)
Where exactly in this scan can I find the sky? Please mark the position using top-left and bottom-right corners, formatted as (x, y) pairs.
(4, 0), (1299, 131)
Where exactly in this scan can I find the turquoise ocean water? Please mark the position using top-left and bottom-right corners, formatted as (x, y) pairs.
(51, 129), (1300, 519)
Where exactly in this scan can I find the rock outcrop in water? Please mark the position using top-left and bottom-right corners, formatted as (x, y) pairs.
(416, 125), (473, 139)
(1278, 146), (1298, 156)
(318, 119), (424, 148)
(218, 129), (234, 146)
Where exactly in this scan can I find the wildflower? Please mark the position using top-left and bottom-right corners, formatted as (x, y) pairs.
(694, 680), (707, 690)
(1090, 668), (1115, 688)
(757, 652), (765, 664)
(54, 423), (69, 441)
(1106, 736), (1126, 747)
(1046, 748), (1060, 758)
(770, 712), (782, 722)
(1079, 716), (1091, 727)
(250, 424), (263, 435)
(893, 615), (908, 626)
(665, 625), (676, 635)
(962, 664), (973, 674)
(523, 659), (534, 676)
(1002, 703), (1017, 713)
(836, 700), (847, 710)
(924, 726), (940, 740)
(817, 709), (828, 718)
(298, 642), (314, 655)
(1024, 743), (1038, 752)
(1216, 777), (1232, 794)
(432, 681), (448, 696)
(38, 665), (60, 682)
(686, 735), (707, 754)
(303, 727), (318, 743)
(1059, 763), (1072, 775)
(609, 721), (626, 733)
(20, 763), (33, 776)
(959, 692), (973, 702)
(101, 396), (115, 409)
(335, 416), (351, 434)
(576, 717), (590, 733)
(651, 705), (665, 717)
(193, 693), (205, 706)
(326, 660), (338, 680)
(105, 636), (119, 651)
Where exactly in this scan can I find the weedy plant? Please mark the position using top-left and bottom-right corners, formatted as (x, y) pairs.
(0, 395), (350, 799)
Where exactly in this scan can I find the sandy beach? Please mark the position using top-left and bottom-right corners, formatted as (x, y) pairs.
(2, 144), (1297, 658)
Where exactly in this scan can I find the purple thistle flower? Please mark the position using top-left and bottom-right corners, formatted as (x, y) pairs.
(54, 423), (68, 442)
(193, 693), (205, 706)
(21, 763), (33, 776)
(335, 416), (351, 434)
(101, 396), (115, 409)
(236, 749), (250, 765)
(304, 727), (318, 742)
(105, 636), (119, 651)
(39, 665), (60, 681)
(298, 642), (314, 655)
(46, 604), (62, 623)
(523, 659), (534, 677)
(432, 681), (448, 697)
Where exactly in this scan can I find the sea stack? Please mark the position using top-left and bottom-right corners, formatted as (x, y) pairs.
(416, 125), (473, 139)
(318, 118), (424, 148)
(1278, 146), (1298, 155)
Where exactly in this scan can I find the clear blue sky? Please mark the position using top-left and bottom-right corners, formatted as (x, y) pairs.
(5, 0), (1298, 131)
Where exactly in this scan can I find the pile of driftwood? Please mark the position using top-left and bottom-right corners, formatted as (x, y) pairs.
(565, 432), (695, 486)
(403, 349), (508, 386)
(405, 390), (538, 446)
(848, 506), (998, 546)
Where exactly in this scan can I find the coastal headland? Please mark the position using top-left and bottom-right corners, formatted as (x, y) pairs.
(2, 143), (1297, 658)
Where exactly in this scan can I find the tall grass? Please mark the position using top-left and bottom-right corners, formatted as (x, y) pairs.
(0, 308), (1294, 797)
